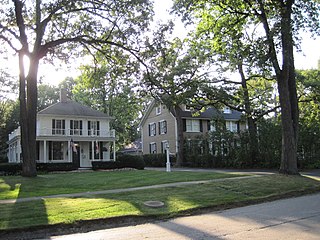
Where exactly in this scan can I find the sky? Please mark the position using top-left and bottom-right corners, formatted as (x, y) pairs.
(4, 0), (320, 86)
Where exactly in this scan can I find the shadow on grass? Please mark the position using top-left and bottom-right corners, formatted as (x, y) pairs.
(0, 178), (48, 232)
(0, 174), (320, 239)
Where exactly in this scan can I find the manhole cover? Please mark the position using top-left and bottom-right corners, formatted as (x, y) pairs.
(143, 200), (165, 208)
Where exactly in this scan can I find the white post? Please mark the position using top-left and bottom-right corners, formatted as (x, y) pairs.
(43, 140), (47, 163)
(166, 143), (171, 172)
(113, 141), (116, 161)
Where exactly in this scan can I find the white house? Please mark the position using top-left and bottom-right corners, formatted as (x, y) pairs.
(7, 90), (116, 168)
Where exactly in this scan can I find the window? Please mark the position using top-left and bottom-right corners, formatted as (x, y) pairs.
(70, 120), (83, 135)
(148, 123), (156, 136)
(226, 121), (238, 132)
(186, 119), (200, 132)
(49, 141), (64, 160)
(52, 119), (65, 135)
(161, 140), (169, 153)
(89, 141), (101, 159)
(156, 103), (161, 115)
(223, 107), (232, 114)
(149, 142), (157, 154)
(159, 120), (167, 134)
(88, 121), (100, 136)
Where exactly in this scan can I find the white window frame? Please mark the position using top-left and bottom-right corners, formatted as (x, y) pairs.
(186, 119), (200, 132)
(156, 103), (161, 115)
(159, 120), (167, 134)
(226, 121), (238, 132)
(150, 142), (157, 154)
(149, 122), (156, 136)
(161, 140), (169, 153)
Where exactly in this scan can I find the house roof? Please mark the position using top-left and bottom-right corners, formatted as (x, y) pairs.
(181, 107), (243, 120)
(38, 100), (111, 118)
(139, 99), (244, 127)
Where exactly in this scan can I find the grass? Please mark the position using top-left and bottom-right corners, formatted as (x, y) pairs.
(0, 170), (244, 200)
(0, 172), (319, 231)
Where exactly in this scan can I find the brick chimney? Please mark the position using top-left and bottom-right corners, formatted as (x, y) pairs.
(60, 89), (68, 103)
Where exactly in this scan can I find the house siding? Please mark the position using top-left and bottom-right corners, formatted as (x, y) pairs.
(142, 104), (177, 154)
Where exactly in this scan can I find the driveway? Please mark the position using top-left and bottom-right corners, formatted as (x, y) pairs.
(51, 193), (320, 240)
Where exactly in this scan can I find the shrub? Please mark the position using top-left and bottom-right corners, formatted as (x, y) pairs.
(117, 154), (145, 170)
(143, 154), (167, 167)
(92, 155), (145, 170)
(0, 163), (22, 175)
(92, 161), (120, 170)
(36, 163), (76, 172)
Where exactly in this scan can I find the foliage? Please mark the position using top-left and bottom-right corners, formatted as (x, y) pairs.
(172, 0), (320, 174)
(73, 50), (144, 149)
(0, 163), (76, 176)
(92, 155), (145, 170)
(37, 84), (60, 111)
(143, 153), (176, 167)
(0, 0), (154, 176)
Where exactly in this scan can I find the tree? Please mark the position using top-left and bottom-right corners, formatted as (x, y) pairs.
(37, 84), (60, 111)
(73, 50), (144, 149)
(0, 0), (153, 176)
(173, 0), (320, 174)
(142, 24), (207, 165)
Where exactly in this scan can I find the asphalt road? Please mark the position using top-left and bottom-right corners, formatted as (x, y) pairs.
(51, 193), (320, 240)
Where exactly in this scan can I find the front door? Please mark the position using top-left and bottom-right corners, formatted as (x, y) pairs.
(72, 145), (80, 168)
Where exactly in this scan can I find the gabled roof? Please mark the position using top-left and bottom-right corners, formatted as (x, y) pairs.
(139, 99), (243, 127)
(38, 100), (111, 118)
(181, 108), (243, 120)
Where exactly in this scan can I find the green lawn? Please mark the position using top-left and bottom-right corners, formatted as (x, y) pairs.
(0, 172), (319, 231)
(0, 170), (244, 200)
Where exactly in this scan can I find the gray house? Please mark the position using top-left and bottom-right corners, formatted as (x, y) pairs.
(139, 100), (246, 155)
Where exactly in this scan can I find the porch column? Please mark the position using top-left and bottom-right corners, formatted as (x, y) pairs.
(113, 140), (116, 161)
(91, 141), (95, 160)
(68, 140), (71, 162)
(43, 140), (47, 163)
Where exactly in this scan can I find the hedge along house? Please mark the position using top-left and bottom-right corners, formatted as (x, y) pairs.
(7, 90), (116, 168)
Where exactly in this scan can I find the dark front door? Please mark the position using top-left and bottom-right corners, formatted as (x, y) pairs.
(72, 145), (80, 168)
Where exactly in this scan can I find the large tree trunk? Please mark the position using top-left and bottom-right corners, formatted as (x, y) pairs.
(259, 0), (298, 174)
(278, 1), (298, 174)
(20, 56), (39, 177)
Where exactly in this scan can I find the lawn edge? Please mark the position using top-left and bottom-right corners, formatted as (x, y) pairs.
(1, 187), (320, 240)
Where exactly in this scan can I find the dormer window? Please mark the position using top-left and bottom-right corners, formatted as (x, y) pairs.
(156, 103), (162, 115)
(223, 107), (232, 114)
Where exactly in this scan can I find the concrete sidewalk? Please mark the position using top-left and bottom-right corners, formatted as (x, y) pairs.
(52, 193), (320, 240)
(0, 175), (261, 204)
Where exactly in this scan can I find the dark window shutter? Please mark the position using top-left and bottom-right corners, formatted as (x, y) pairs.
(52, 119), (55, 134)
(200, 120), (203, 132)
(183, 119), (186, 132)
(62, 120), (65, 135)
(70, 120), (73, 135)
(207, 120), (211, 131)
(148, 124), (151, 136)
(149, 143), (151, 154)
(80, 121), (83, 135)
(97, 121), (100, 136)
(154, 123), (156, 136)
(159, 122), (161, 134)
(237, 121), (240, 133)
(88, 121), (91, 135)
